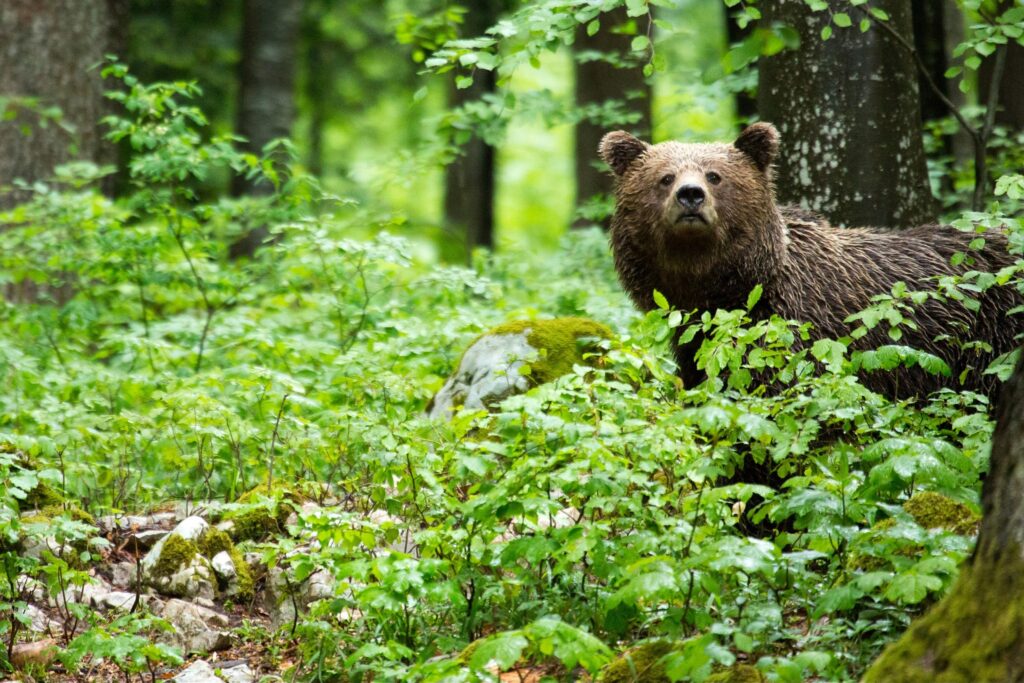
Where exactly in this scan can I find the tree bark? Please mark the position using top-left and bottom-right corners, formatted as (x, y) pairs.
(230, 0), (301, 259)
(443, 1), (504, 261)
(758, 0), (936, 228)
(862, 353), (1024, 682)
(573, 6), (652, 230)
(0, 0), (114, 210)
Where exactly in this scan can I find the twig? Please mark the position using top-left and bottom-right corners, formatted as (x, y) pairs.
(975, 44), (1009, 211)
(267, 393), (290, 491)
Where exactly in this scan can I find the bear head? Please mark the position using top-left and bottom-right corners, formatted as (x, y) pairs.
(599, 122), (782, 275)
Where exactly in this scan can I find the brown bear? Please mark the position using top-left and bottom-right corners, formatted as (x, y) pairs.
(600, 122), (1023, 401)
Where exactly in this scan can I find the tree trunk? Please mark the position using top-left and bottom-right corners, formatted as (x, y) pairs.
(979, 2), (1024, 132)
(862, 353), (1024, 682)
(724, 8), (757, 124)
(911, 0), (954, 124)
(758, 0), (936, 228)
(230, 0), (301, 259)
(573, 6), (652, 230)
(443, 1), (503, 262)
(0, 0), (114, 210)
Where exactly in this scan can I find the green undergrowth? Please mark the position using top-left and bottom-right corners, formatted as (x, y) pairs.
(1, 68), (1024, 681)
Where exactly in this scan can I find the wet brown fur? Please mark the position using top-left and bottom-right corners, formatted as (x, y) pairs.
(601, 123), (1023, 401)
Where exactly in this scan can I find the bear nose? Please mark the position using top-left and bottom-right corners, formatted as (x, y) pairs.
(676, 184), (705, 210)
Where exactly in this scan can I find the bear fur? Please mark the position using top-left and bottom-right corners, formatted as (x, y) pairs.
(600, 122), (1023, 401)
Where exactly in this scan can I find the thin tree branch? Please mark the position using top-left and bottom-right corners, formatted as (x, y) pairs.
(974, 44), (1009, 210)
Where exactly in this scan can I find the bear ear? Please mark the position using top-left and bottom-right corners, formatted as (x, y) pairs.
(599, 131), (649, 176)
(734, 122), (780, 172)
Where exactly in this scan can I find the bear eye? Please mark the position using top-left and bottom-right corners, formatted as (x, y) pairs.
(660, 173), (675, 187)
(706, 172), (722, 185)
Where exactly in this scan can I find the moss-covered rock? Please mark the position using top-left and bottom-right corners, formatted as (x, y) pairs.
(705, 664), (765, 683)
(599, 642), (763, 683)
(486, 318), (612, 384)
(149, 533), (199, 582)
(849, 492), (980, 572)
(428, 317), (613, 419)
(902, 491), (980, 535)
(221, 483), (303, 542)
(599, 641), (675, 682)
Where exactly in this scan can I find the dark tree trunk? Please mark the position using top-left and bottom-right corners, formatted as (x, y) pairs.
(758, 0), (936, 228)
(979, 2), (1024, 132)
(0, 0), (115, 210)
(912, 0), (954, 123)
(574, 6), (652, 230)
(443, 1), (503, 261)
(305, 31), (327, 179)
(724, 8), (757, 123)
(230, 0), (301, 259)
(863, 353), (1024, 682)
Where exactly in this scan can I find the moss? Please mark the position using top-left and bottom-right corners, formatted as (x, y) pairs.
(223, 507), (282, 542)
(486, 318), (612, 385)
(224, 483), (303, 541)
(705, 664), (765, 683)
(598, 641), (675, 683)
(903, 491), (980, 536)
(150, 533), (199, 581)
(194, 527), (254, 601)
(851, 494), (980, 571)
(42, 504), (94, 525)
(228, 546), (255, 602)
(863, 553), (1024, 682)
(197, 526), (233, 557)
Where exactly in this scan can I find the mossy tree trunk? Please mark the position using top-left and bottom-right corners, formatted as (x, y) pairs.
(862, 356), (1024, 682)
(758, 0), (936, 228)
(574, 6), (652, 230)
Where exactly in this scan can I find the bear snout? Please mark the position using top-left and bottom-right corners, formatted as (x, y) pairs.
(676, 184), (706, 211)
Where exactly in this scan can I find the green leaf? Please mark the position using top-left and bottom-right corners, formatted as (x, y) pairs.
(653, 289), (669, 310)
(746, 284), (763, 310)
(821, 25), (833, 40)
(469, 631), (529, 670)
(631, 35), (651, 52)
(833, 13), (852, 27)
(885, 572), (942, 605)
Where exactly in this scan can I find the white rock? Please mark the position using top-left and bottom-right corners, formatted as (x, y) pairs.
(161, 599), (231, 654)
(172, 660), (220, 683)
(94, 591), (149, 611)
(264, 566), (336, 628)
(110, 561), (138, 588)
(154, 557), (217, 601)
(428, 332), (536, 419)
(211, 552), (237, 582)
(218, 663), (255, 683)
(22, 604), (59, 633)
(50, 576), (113, 610)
